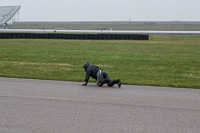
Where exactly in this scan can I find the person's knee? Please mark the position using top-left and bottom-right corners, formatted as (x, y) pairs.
(107, 82), (113, 87)
(107, 84), (113, 87)
(98, 82), (103, 87)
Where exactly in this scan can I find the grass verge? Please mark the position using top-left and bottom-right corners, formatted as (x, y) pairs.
(0, 35), (199, 88)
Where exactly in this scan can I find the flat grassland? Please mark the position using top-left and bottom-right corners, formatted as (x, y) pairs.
(0, 35), (199, 88)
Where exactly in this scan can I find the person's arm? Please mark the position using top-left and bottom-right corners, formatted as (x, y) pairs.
(82, 69), (90, 86)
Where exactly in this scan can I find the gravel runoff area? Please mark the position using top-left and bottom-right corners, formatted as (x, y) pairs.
(0, 77), (200, 133)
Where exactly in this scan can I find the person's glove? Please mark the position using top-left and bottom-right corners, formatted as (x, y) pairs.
(82, 82), (87, 86)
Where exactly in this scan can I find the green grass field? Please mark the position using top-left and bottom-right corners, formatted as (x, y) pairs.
(0, 35), (200, 88)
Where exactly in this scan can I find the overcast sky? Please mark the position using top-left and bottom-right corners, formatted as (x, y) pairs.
(1, 0), (200, 21)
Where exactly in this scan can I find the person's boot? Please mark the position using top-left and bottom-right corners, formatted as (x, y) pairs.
(117, 79), (121, 88)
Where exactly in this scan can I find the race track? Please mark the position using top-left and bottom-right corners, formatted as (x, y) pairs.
(0, 77), (200, 133)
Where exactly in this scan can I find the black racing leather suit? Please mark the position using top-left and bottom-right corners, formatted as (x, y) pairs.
(83, 62), (118, 87)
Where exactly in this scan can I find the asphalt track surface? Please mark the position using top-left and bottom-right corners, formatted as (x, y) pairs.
(0, 77), (200, 133)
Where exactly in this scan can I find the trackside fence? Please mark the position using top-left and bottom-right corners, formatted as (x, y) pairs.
(0, 33), (149, 40)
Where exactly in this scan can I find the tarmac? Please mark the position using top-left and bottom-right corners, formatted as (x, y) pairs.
(0, 77), (200, 133)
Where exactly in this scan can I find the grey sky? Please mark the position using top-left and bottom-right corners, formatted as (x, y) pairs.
(1, 0), (200, 21)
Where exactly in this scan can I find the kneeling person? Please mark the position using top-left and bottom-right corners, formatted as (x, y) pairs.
(82, 62), (121, 88)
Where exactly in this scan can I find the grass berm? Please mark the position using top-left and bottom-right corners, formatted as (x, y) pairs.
(0, 35), (199, 88)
